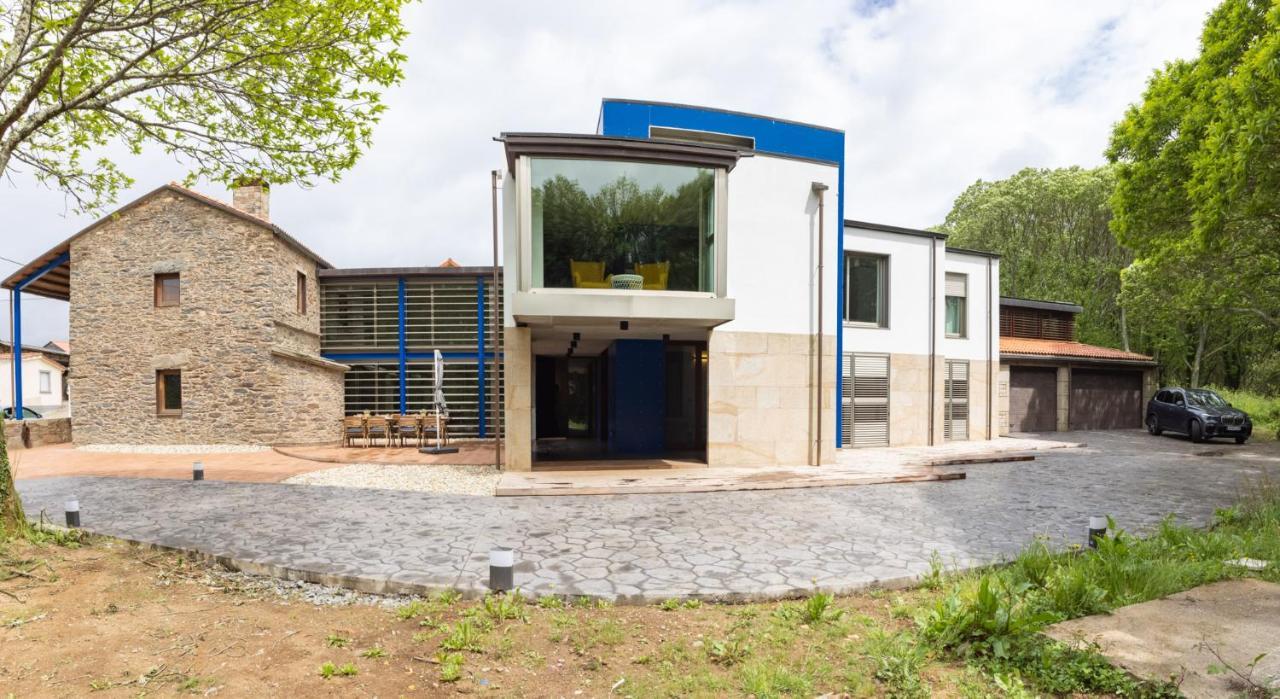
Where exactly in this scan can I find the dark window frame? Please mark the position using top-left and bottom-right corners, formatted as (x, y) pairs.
(156, 369), (182, 416)
(843, 251), (888, 327)
(296, 271), (307, 315)
(154, 273), (181, 307)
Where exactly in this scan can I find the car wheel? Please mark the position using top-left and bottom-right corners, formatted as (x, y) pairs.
(1235, 436), (1248, 445)
(1146, 414), (1162, 436)
(1189, 419), (1204, 443)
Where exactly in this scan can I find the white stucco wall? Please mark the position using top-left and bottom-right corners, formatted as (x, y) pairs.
(720, 154), (839, 336)
(940, 250), (1000, 362)
(840, 226), (937, 356)
(1, 355), (66, 413)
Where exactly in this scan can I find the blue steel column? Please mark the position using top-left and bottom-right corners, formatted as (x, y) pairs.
(397, 277), (407, 414)
(835, 157), (845, 449)
(476, 277), (486, 437)
(11, 291), (21, 418)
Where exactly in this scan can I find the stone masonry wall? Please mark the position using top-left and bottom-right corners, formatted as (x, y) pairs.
(69, 191), (341, 445)
(707, 330), (836, 467)
(3, 417), (72, 449)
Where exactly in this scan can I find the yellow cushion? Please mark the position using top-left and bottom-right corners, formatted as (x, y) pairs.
(634, 262), (670, 290)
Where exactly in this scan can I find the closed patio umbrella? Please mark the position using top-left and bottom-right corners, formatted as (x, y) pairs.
(420, 349), (459, 454)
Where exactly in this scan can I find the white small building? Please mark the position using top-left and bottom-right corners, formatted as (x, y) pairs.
(1, 341), (69, 418)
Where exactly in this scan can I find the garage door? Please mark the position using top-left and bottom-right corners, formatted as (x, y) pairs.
(1070, 369), (1142, 430)
(1009, 367), (1057, 432)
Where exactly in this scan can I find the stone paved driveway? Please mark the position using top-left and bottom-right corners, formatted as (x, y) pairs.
(16, 431), (1279, 602)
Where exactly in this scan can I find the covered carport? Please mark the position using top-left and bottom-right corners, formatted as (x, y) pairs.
(3, 244), (72, 419)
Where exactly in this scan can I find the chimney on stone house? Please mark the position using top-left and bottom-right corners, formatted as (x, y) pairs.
(232, 178), (270, 221)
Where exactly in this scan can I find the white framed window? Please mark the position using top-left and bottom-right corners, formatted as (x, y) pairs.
(844, 252), (888, 327)
(842, 353), (889, 447)
(944, 359), (970, 441)
(39, 370), (51, 394)
(945, 273), (967, 338)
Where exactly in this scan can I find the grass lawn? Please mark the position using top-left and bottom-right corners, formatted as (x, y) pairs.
(1212, 386), (1280, 441)
(1, 478), (1277, 696)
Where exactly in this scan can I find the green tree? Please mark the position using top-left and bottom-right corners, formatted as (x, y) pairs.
(0, 0), (408, 536)
(937, 166), (1131, 348)
(0, 0), (410, 211)
(1108, 0), (1280, 388)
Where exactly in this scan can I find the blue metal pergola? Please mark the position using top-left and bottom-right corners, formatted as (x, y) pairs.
(321, 274), (499, 437)
(5, 249), (71, 418)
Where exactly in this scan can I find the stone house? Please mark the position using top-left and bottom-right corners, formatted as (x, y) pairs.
(4, 182), (347, 446)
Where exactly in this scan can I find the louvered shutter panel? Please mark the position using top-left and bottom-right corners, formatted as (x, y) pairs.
(843, 353), (889, 447)
(944, 360), (970, 441)
(945, 273), (967, 298)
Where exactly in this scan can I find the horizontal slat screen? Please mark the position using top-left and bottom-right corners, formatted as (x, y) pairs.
(945, 272), (967, 298)
(321, 278), (504, 353)
(322, 276), (506, 438)
(321, 283), (399, 352)
(843, 352), (889, 447)
(945, 359), (970, 441)
(342, 359), (504, 438)
(1000, 306), (1075, 341)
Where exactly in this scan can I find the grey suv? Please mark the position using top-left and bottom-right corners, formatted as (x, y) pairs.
(1146, 387), (1252, 444)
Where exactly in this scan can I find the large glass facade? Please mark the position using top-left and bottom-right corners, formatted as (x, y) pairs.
(530, 158), (716, 292)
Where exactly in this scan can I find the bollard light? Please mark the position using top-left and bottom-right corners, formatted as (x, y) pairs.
(65, 499), (80, 528)
(193, 461), (204, 481)
(489, 546), (514, 592)
(1087, 515), (1107, 548)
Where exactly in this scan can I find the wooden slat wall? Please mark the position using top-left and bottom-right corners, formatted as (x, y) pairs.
(1000, 306), (1075, 341)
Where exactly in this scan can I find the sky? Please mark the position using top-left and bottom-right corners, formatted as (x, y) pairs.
(0, 0), (1217, 346)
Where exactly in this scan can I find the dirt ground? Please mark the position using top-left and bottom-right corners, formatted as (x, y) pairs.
(10, 444), (329, 483)
(0, 534), (986, 698)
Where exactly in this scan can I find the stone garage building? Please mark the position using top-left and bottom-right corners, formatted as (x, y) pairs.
(997, 297), (1158, 434)
(3, 182), (347, 446)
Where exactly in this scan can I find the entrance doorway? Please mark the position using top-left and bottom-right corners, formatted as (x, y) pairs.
(532, 339), (707, 465)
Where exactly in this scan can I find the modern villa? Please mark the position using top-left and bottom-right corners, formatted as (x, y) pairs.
(3, 98), (1154, 469)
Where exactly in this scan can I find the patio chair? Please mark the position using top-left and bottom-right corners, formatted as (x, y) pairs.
(570, 260), (611, 289)
(342, 415), (366, 447)
(422, 412), (451, 446)
(634, 261), (670, 290)
(365, 415), (391, 447)
(393, 414), (422, 447)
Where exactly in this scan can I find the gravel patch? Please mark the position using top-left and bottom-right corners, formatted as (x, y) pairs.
(283, 463), (500, 496)
(78, 444), (270, 454)
(203, 568), (424, 607)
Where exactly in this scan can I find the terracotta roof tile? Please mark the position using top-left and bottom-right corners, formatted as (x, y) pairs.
(1001, 337), (1155, 363)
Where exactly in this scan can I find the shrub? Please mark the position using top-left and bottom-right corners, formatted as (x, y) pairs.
(865, 630), (929, 698)
(917, 576), (1056, 659)
(800, 589), (844, 624)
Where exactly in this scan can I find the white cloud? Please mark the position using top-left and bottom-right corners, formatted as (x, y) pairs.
(0, 0), (1214, 345)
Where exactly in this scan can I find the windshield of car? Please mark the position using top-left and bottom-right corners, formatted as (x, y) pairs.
(1185, 389), (1228, 408)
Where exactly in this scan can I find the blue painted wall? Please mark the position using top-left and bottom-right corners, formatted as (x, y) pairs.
(598, 99), (848, 448)
(607, 339), (666, 457)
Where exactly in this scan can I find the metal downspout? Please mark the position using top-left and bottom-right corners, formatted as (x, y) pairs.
(491, 170), (503, 471)
(811, 182), (829, 465)
(928, 237), (936, 445)
(987, 257), (994, 440)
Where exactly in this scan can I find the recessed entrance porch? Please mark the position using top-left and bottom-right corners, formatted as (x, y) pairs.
(529, 326), (708, 469)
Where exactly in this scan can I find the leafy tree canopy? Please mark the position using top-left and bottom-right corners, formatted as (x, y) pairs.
(0, 0), (410, 211)
(1108, 0), (1280, 387)
(937, 166), (1130, 348)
